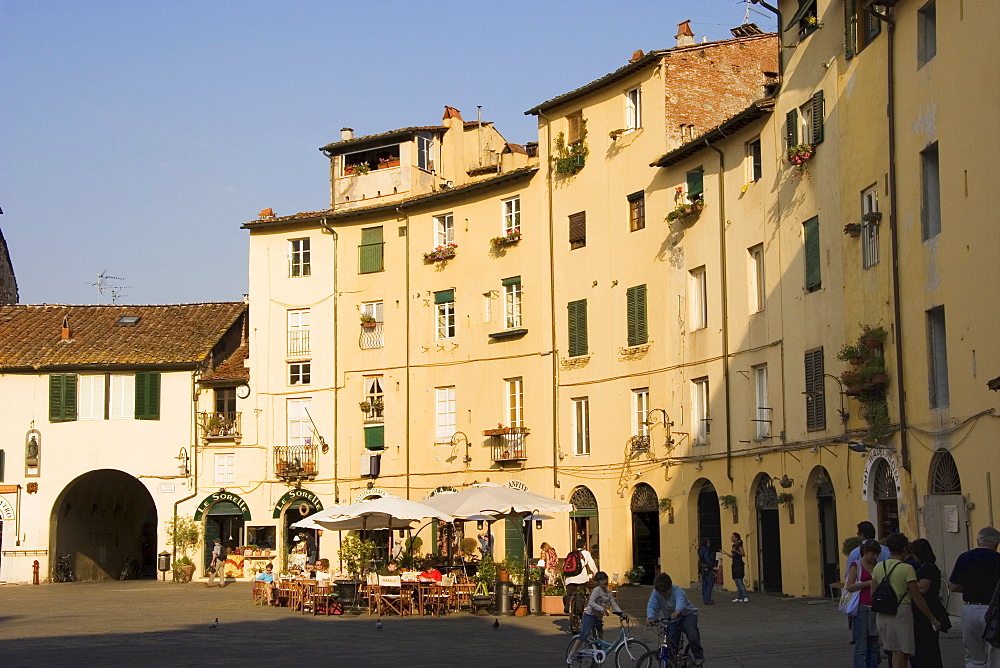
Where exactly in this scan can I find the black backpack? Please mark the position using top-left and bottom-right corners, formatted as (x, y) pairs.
(871, 561), (902, 615)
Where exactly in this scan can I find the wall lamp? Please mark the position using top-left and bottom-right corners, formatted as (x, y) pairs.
(642, 408), (675, 447)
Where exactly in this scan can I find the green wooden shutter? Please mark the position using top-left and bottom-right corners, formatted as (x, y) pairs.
(135, 372), (161, 420)
(49, 374), (77, 422)
(811, 90), (825, 145)
(501, 276), (521, 286)
(359, 226), (385, 274)
(567, 299), (588, 357)
(844, 0), (856, 59)
(785, 109), (798, 149)
(504, 517), (525, 563)
(805, 348), (827, 429)
(434, 289), (454, 304)
(686, 169), (704, 199)
(804, 217), (821, 291)
(364, 425), (385, 451)
(626, 285), (647, 346)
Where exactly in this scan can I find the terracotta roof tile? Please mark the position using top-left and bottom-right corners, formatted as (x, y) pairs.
(201, 343), (250, 382)
(0, 303), (246, 370)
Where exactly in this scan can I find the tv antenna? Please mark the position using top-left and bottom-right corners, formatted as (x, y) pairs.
(88, 270), (130, 304)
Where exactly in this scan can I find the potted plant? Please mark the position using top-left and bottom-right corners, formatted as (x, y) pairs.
(666, 196), (705, 222)
(624, 565), (645, 586)
(550, 121), (589, 176)
(346, 162), (369, 176)
(360, 313), (377, 328)
(172, 555), (196, 582)
(842, 536), (863, 557)
(542, 580), (566, 614)
(841, 368), (863, 389)
(358, 400), (372, 412)
(422, 243), (458, 262)
(165, 515), (201, 582)
(483, 423), (510, 436)
(378, 156), (400, 169)
(862, 325), (887, 349)
(461, 537), (480, 560)
(837, 343), (867, 366)
(862, 211), (882, 224)
(340, 536), (376, 580)
(843, 223), (862, 237)
(786, 143), (814, 176)
(490, 229), (521, 248)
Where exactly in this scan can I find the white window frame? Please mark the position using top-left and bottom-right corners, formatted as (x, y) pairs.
(436, 299), (456, 340)
(214, 453), (235, 484)
(625, 87), (642, 131)
(753, 365), (771, 440)
(746, 137), (763, 182)
(572, 397), (590, 456)
(361, 301), (384, 323)
(109, 374), (135, 420)
(364, 376), (384, 402)
(692, 377), (710, 445)
(289, 361), (311, 386)
(506, 377), (524, 428)
(434, 213), (454, 247)
(417, 133), (435, 171)
(287, 397), (313, 447)
(799, 102), (815, 145)
(435, 387), (456, 443)
(289, 238), (311, 278)
(78, 374), (105, 420)
(689, 266), (708, 330)
(862, 185), (880, 269)
(749, 245), (765, 313)
(288, 309), (310, 355)
(504, 281), (522, 329)
(502, 197), (521, 235)
(482, 292), (493, 323)
(633, 388), (650, 437)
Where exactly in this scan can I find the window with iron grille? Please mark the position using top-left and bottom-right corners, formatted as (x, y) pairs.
(288, 309), (310, 355)
(862, 185), (880, 269)
(804, 348), (826, 430)
(754, 364), (771, 439)
(628, 192), (645, 232)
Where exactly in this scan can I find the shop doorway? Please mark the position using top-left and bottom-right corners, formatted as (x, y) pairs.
(754, 474), (782, 592)
(630, 483), (659, 584)
(696, 483), (721, 552)
(282, 499), (319, 571)
(871, 458), (899, 538)
(813, 467), (839, 594)
(204, 502), (245, 572)
(570, 487), (600, 563)
(50, 469), (157, 580)
(924, 450), (967, 616)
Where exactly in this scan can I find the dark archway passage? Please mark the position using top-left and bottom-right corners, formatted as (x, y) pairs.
(50, 469), (157, 581)
(754, 474), (782, 592)
(630, 483), (659, 584)
(696, 483), (722, 552)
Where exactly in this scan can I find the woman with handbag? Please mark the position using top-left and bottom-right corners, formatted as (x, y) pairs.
(845, 539), (881, 668)
(908, 538), (949, 667)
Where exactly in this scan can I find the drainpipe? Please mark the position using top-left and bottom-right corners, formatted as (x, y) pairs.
(319, 217), (341, 501)
(396, 206), (412, 498)
(883, 16), (909, 471)
(749, 0), (784, 78)
(706, 140), (734, 483)
(538, 109), (560, 492)
(172, 371), (200, 565)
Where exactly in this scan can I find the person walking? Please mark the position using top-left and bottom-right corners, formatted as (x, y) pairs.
(948, 526), (1000, 668)
(908, 538), (950, 667)
(720, 532), (748, 602)
(697, 538), (716, 605)
(205, 538), (224, 587)
(872, 533), (940, 668)
(845, 539), (881, 668)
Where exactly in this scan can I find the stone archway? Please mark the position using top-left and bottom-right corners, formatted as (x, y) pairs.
(630, 483), (659, 584)
(753, 473), (782, 592)
(49, 469), (157, 581)
(807, 466), (839, 594)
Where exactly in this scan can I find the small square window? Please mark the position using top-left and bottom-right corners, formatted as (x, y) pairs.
(289, 362), (311, 386)
(746, 138), (762, 182)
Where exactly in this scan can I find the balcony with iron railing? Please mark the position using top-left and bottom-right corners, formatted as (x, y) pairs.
(198, 412), (242, 441)
(630, 434), (651, 453)
(274, 445), (318, 481)
(288, 330), (311, 356)
(482, 426), (529, 463)
(359, 323), (384, 349)
(359, 399), (384, 424)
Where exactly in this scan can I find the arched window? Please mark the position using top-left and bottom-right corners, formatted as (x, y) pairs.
(631, 483), (658, 512)
(570, 487), (598, 510)
(930, 451), (962, 494)
(872, 460), (896, 501)
(755, 476), (777, 509)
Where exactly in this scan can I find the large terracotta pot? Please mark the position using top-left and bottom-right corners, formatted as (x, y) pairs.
(181, 564), (196, 582)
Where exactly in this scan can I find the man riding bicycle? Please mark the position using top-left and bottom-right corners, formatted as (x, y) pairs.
(646, 572), (705, 666)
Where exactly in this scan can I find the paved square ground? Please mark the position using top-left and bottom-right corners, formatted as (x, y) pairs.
(0, 580), (966, 667)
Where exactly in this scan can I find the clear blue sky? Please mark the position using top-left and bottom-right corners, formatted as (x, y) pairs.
(1, 0), (776, 305)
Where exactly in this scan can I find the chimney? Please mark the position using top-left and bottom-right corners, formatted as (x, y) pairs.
(629, 49), (645, 63)
(340, 127), (354, 141)
(676, 20), (695, 47)
(442, 106), (463, 121)
(61, 315), (70, 340)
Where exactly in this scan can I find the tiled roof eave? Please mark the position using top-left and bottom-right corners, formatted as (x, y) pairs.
(651, 99), (775, 168)
(319, 126), (446, 154)
(0, 361), (204, 373)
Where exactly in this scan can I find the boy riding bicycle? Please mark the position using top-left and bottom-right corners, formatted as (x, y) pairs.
(566, 570), (627, 664)
(646, 572), (705, 666)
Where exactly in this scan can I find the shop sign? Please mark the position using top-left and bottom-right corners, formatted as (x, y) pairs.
(0, 495), (14, 521)
(271, 489), (325, 518)
(861, 451), (901, 502)
(193, 490), (252, 520)
(355, 487), (390, 502)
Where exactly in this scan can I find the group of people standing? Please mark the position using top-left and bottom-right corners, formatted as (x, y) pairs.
(842, 521), (1000, 668)
(696, 533), (748, 605)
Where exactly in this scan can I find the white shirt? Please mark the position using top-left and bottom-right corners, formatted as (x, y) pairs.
(566, 549), (598, 586)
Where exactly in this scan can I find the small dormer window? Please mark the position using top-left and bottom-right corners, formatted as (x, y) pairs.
(116, 316), (141, 326)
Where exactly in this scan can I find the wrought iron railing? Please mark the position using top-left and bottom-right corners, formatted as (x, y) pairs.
(198, 412), (241, 439)
(288, 330), (310, 355)
(361, 403), (384, 424)
(630, 434), (651, 453)
(274, 445), (318, 480)
(484, 427), (529, 462)
(359, 323), (384, 349)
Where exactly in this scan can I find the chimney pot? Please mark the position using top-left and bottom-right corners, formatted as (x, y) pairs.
(676, 20), (695, 47)
(341, 127), (354, 141)
(630, 49), (645, 63)
(61, 316), (70, 340)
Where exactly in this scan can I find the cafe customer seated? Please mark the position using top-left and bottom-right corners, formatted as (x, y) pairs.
(418, 558), (442, 582)
(254, 564), (276, 604)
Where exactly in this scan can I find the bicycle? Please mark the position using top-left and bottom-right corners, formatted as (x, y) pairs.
(568, 582), (593, 635)
(566, 614), (651, 668)
(636, 618), (701, 668)
(119, 557), (139, 580)
(52, 554), (74, 583)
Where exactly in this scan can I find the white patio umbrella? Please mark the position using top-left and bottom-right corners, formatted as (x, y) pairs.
(293, 496), (454, 532)
(422, 483), (573, 518)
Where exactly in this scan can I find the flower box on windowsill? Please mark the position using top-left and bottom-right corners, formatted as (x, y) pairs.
(666, 199), (704, 223)
(378, 158), (400, 169)
(423, 244), (457, 262)
(787, 144), (814, 176)
(490, 231), (521, 248)
(361, 321), (378, 328)
(483, 427), (512, 436)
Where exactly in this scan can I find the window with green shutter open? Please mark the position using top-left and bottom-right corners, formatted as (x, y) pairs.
(686, 169), (704, 201)
(803, 217), (821, 292)
(567, 299), (588, 357)
(626, 285), (648, 346)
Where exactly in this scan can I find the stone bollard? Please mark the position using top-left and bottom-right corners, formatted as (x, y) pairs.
(32, 560), (40, 585)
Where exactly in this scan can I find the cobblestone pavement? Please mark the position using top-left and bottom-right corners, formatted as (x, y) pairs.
(0, 580), (966, 667)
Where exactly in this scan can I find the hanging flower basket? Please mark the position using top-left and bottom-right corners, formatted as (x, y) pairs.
(844, 223), (862, 237)
(423, 243), (457, 262)
(787, 144), (814, 177)
(666, 198), (705, 222)
(862, 211), (882, 224)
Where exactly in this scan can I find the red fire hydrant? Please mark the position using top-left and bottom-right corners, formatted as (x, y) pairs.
(32, 560), (40, 585)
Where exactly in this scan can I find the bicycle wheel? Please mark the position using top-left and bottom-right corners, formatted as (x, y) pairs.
(635, 649), (667, 668)
(565, 635), (598, 668)
(52, 569), (63, 583)
(614, 638), (651, 668)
